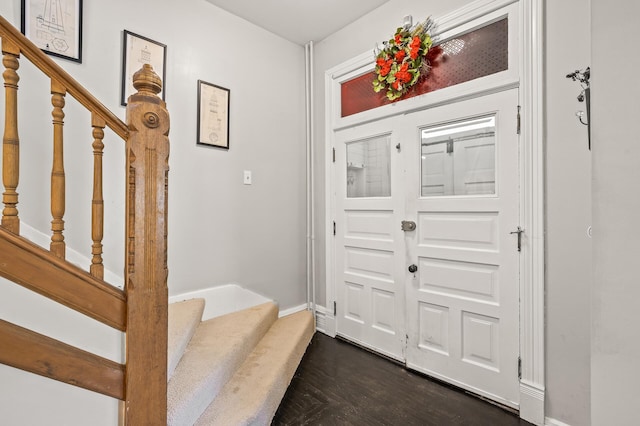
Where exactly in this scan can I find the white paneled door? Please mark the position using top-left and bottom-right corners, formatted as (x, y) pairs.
(334, 116), (406, 361)
(401, 89), (520, 408)
(335, 89), (520, 407)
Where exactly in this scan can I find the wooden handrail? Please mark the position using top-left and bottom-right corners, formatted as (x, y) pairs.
(0, 320), (125, 399)
(0, 15), (128, 140)
(0, 227), (126, 331)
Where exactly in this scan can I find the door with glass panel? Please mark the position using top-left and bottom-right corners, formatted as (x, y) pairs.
(334, 117), (406, 361)
(401, 89), (520, 408)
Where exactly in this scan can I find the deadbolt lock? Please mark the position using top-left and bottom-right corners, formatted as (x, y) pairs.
(401, 220), (416, 232)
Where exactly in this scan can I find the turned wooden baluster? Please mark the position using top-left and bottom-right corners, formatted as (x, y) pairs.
(91, 113), (106, 279)
(50, 79), (66, 258)
(124, 64), (169, 425)
(2, 39), (20, 234)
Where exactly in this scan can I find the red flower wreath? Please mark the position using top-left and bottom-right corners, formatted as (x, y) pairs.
(373, 18), (435, 101)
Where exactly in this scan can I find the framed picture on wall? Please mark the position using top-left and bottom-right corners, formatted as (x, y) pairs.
(121, 30), (166, 106)
(197, 80), (230, 150)
(21, 0), (83, 63)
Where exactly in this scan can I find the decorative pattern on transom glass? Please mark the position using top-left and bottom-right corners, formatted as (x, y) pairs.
(341, 18), (508, 117)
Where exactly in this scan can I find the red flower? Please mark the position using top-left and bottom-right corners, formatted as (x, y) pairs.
(380, 64), (392, 77)
(376, 57), (387, 67)
(392, 80), (401, 91)
(395, 63), (412, 84)
(394, 34), (403, 44)
(409, 36), (423, 59)
(394, 50), (406, 61)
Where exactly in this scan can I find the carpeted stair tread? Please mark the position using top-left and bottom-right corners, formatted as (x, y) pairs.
(195, 310), (315, 426)
(167, 302), (279, 426)
(167, 298), (205, 380)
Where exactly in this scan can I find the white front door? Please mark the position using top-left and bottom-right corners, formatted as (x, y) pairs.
(334, 116), (406, 361)
(334, 89), (520, 408)
(401, 89), (520, 408)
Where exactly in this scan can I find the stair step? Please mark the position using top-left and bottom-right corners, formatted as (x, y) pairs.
(167, 298), (205, 380)
(195, 310), (315, 426)
(167, 302), (279, 426)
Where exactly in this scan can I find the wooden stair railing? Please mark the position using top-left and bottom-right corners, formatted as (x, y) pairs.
(0, 15), (169, 425)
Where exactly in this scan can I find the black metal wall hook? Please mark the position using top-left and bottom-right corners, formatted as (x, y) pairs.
(566, 67), (591, 149)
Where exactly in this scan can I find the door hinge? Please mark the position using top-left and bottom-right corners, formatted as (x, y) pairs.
(333, 220), (336, 236)
(516, 105), (521, 135)
(332, 147), (336, 163)
(518, 356), (522, 379)
(333, 301), (337, 316)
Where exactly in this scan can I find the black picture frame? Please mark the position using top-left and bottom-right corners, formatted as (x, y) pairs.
(121, 30), (167, 106)
(21, 0), (83, 63)
(197, 80), (230, 150)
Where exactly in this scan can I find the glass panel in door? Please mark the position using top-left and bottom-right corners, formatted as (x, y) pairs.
(346, 136), (391, 198)
(421, 115), (496, 197)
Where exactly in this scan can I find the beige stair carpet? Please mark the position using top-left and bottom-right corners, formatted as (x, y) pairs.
(195, 310), (315, 426)
(167, 302), (279, 426)
(167, 298), (205, 380)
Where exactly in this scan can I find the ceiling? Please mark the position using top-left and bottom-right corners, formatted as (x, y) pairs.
(205, 0), (391, 45)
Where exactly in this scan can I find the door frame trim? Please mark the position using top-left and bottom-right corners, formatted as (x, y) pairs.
(323, 0), (544, 423)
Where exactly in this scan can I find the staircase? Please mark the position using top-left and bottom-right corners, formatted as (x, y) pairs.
(168, 300), (314, 425)
(0, 14), (314, 424)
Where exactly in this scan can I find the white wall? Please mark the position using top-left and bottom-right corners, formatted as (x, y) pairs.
(591, 1), (640, 424)
(0, 0), (307, 304)
(0, 0), (306, 423)
(544, 0), (592, 424)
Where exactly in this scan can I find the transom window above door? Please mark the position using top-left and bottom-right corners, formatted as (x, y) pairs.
(341, 18), (509, 118)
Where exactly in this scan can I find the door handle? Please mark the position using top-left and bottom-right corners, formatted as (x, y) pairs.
(510, 226), (524, 252)
(401, 220), (416, 232)
(408, 264), (418, 273)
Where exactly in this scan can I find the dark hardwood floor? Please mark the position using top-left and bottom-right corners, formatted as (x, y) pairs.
(273, 333), (532, 426)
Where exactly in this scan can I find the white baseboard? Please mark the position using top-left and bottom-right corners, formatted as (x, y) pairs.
(169, 283), (272, 321)
(520, 381), (545, 425)
(314, 305), (328, 333)
(545, 417), (571, 426)
(314, 304), (336, 337)
(279, 303), (307, 318)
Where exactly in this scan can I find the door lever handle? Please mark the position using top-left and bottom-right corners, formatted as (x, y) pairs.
(510, 226), (524, 252)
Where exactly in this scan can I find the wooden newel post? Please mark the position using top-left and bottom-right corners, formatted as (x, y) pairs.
(124, 64), (169, 425)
